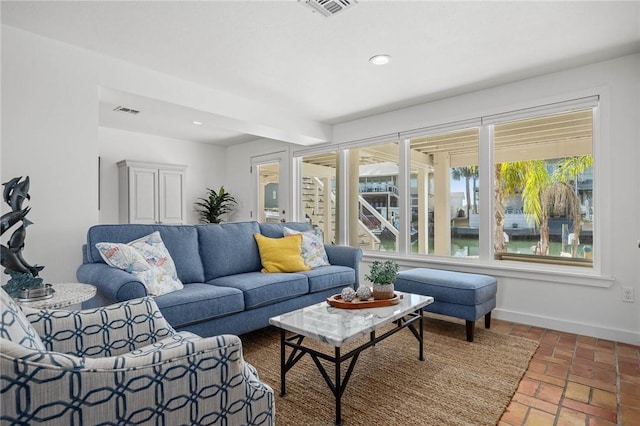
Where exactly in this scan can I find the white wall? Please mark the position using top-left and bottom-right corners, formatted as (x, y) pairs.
(2, 26), (100, 283)
(98, 127), (227, 225)
(1, 25), (278, 283)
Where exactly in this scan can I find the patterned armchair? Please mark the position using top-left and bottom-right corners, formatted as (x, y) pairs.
(0, 288), (273, 425)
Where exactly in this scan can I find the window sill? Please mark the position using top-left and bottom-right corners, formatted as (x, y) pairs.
(495, 252), (592, 268)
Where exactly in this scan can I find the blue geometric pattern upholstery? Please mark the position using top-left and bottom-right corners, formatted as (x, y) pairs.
(0, 288), (274, 425)
(24, 296), (176, 357)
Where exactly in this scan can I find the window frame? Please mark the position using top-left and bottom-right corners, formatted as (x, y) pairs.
(402, 123), (482, 258)
(481, 97), (605, 278)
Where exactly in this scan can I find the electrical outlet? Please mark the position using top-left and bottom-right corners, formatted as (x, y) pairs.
(622, 287), (634, 303)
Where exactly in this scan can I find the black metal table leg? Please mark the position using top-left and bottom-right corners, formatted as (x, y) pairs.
(280, 328), (287, 397)
(419, 309), (424, 361)
(335, 346), (342, 425)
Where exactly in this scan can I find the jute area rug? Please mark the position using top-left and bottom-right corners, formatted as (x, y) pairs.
(241, 317), (538, 426)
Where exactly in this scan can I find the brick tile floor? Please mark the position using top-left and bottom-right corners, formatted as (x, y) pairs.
(491, 318), (640, 426)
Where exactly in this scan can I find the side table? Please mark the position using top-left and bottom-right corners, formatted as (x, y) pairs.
(17, 282), (97, 309)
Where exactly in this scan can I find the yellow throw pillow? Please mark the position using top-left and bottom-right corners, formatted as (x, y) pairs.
(254, 233), (311, 273)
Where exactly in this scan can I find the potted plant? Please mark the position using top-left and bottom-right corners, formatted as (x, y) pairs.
(365, 260), (399, 300)
(194, 186), (238, 224)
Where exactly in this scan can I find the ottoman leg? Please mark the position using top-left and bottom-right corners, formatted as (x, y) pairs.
(465, 320), (474, 342)
(485, 311), (492, 329)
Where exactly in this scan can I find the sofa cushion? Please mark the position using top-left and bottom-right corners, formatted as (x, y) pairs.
(86, 225), (205, 284)
(153, 283), (244, 328)
(198, 222), (262, 281)
(300, 265), (356, 293)
(254, 233), (310, 273)
(209, 272), (309, 310)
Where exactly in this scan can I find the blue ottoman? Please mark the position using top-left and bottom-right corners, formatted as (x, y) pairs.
(395, 268), (497, 342)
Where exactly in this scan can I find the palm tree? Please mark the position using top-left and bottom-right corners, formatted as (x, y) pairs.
(494, 164), (506, 252)
(494, 160), (550, 252)
(540, 182), (582, 256)
(495, 155), (591, 256)
(552, 155), (593, 183)
(539, 155), (593, 256)
(451, 166), (478, 218)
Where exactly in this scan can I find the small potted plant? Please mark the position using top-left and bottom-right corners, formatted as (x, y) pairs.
(365, 260), (399, 300)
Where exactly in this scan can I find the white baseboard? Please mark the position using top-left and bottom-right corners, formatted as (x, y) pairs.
(493, 309), (640, 346)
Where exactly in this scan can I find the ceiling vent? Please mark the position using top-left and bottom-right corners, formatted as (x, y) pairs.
(113, 106), (140, 115)
(301, 0), (357, 17)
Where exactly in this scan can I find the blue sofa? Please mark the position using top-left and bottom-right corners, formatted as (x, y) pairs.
(77, 221), (362, 337)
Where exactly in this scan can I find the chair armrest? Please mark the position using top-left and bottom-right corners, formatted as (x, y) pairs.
(76, 263), (147, 304)
(1, 334), (274, 425)
(324, 244), (363, 286)
(84, 334), (241, 369)
(24, 297), (176, 357)
(1, 339), (86, 369)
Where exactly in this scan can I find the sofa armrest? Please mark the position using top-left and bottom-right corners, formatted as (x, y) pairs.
(23, 297), (176, 357)
(76, 263), (147, 304)
(324, 244), (363, 287)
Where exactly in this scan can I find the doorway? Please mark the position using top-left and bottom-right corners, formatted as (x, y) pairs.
(251, 151), (290, 223)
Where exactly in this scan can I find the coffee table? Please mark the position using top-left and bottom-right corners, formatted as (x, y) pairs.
(269, 291), (434, 425)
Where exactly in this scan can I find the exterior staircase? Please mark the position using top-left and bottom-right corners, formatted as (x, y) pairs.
(302, 176), (400, 251)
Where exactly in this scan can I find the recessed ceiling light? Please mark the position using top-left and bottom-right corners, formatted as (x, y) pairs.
(193, 121), (203, 125)
(369, 54), (391, 65)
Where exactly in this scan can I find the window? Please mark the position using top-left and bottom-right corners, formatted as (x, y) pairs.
(492, 109), (594, 266)
(293, 97), (598, 271)
(299, 152), (338, 243)
(347, 140), (400, 252)
(409, 128), (479, 257)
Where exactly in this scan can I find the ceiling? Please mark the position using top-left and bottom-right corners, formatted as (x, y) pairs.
(2, 1), (639, 146)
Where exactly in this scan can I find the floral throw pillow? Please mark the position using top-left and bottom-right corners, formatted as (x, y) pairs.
(283, 227), (330, 268)
(96, 231), (183, 296)
(128, 232), (181, 281)
(95, 243), (150, 274)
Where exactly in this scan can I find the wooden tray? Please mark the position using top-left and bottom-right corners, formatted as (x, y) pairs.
(326, 293), (401, 309)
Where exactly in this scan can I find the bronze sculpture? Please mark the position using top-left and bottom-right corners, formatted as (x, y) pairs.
(1, 176), (48, 298)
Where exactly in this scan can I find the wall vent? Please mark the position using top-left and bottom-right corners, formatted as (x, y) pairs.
(301, 0), (357, 17)
(113, 106), (140, 115)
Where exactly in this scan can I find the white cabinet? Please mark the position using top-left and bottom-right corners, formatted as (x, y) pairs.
(118, 160), (186, 224)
